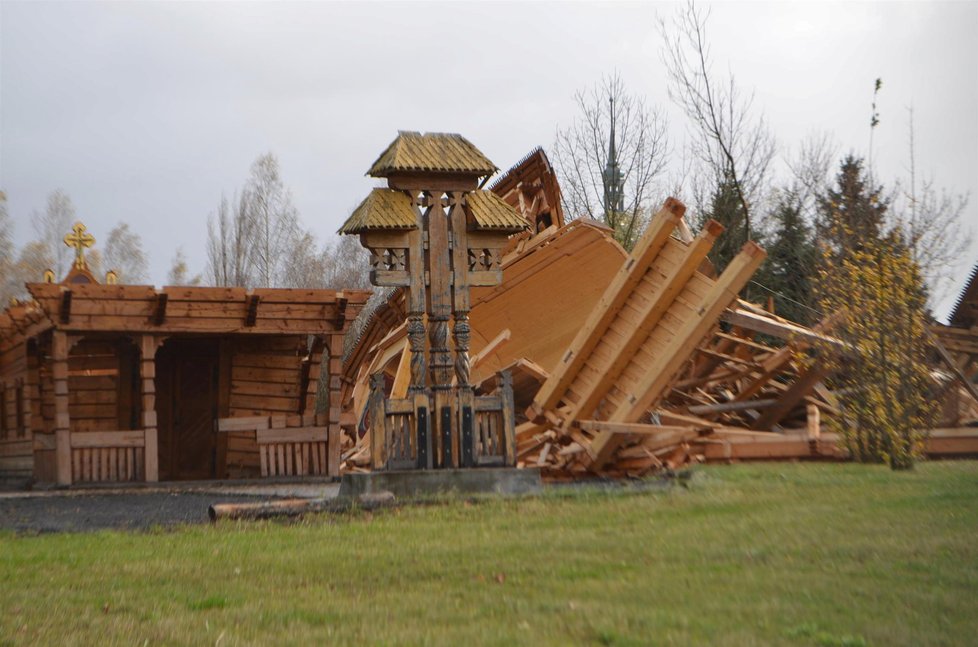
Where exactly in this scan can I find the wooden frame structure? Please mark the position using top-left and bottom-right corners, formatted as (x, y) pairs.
(0, 281), (368, 485)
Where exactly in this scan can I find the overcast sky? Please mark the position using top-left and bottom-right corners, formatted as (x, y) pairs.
(1, 1), (975, 320)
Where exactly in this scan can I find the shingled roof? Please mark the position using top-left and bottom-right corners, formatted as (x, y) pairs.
(367, 131), (497, 178)
(465, 190), (531, 231)
(338, 189), (418, 235)
(949, 262), (978, 328)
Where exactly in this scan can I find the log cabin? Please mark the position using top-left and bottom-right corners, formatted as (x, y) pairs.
(0, 223), (370, 486)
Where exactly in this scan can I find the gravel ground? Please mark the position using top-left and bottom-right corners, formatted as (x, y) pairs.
(0, 491), (290, 534)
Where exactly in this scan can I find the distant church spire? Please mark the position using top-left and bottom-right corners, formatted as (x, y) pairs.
(602, 97), (624, 216)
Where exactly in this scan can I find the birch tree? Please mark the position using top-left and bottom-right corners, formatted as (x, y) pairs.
(103, 222), (149, 284)
(33, 189), (76, 279)
(244, 153), (301, 288)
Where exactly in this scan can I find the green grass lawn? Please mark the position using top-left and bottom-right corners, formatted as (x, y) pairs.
(1, 462), (976, 646)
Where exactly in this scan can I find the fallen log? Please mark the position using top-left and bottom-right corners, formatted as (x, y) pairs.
(208, 491), (396, 522)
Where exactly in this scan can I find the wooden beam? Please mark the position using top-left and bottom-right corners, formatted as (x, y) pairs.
(751, 362), (829, 431)
(151, 292), (168, 325)
(333, 296), (349, 330)
(721, 307), (844, 348)
(930, 331), (978, 407)
(59, 289), (72, 324)
(245, 294), (261, 327)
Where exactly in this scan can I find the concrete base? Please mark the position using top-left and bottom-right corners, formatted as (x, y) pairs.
(338, 467), (542, 500)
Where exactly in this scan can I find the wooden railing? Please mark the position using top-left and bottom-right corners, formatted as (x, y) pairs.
(68, 430), (145, 483)
(216, 414), (337, 479)
(256, 427), (329, 477)
(368, 371), (516, 470)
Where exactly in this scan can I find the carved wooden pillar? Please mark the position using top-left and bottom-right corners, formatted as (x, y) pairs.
(407, 198), (432, 469)
(52, 331), (71, 486)
(449, 191), (476, 466)
(139, 335), (159, 482)
(425, 192), (456, 468)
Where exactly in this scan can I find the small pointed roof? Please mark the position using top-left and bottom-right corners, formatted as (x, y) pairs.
(338, 189), (418, 235)
(367, 131), (497, 178)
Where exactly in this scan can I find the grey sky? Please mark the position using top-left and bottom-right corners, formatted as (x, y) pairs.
(2, 1), (975, 319)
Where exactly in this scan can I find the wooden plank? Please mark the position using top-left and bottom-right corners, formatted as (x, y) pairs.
(256, 427), (328, 444)
(752, 362), (829, 431)
(70, 430), (146, 448)
(721, 307), (844, 348)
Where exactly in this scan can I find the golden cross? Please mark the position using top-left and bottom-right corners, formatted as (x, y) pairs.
(63, 221), (95, 270)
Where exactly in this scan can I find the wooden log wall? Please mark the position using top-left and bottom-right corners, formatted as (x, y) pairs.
(0, 338), (31, 480)
(228, 335), (311, 417)
(67, 339), (125, 433)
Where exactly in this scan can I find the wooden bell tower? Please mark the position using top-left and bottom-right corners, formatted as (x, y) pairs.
(340, 131), (529, 469)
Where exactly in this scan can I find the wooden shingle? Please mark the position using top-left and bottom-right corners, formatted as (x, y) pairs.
(367, 131), (497, 178)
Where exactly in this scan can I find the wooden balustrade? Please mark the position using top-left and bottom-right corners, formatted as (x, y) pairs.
(68, 430), (146, 483)
(256, 427), (329, 477)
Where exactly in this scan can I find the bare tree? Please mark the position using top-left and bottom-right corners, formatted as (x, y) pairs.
(206, 193), (256, 288)
(895, 107), (973, 306)
(167, 247), (202, 286)
(103, 222), (148, 284)
(9, 242), (51, 298)
(0, 193), (18, 303)
(33, 189), (76, 278)
(552, 73), (669, 249)
(245, 153), (301, 288)
(323, 235), (371, 289)
(660, 1), (776, 240)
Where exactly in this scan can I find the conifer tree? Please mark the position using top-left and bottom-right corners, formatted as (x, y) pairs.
(702, 170), (748, 274)
(816, 155), (887, 258)
(759, 191), (816, 325)
(815, 156), (935, 469)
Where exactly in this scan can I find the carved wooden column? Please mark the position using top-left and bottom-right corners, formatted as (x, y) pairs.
(407, 194), (431, 469)
(52, 331), (71, 486)
(449, 191), (475, 466)
(425, 192), (456, 468)
(139, 334), (159, 482)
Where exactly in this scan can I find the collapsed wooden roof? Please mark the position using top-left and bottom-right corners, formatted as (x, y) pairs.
(489, 147), (565, 229)
(4, 284), (372, 338)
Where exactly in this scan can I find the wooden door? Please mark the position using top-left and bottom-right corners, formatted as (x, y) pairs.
(157, 339), (219, 480)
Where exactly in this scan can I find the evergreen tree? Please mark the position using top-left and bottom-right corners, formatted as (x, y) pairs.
(814, 156), (935, 469)
(758, 191), (817, 325)
(816, 154), (887, 258)
(702, 170), (748, 274)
